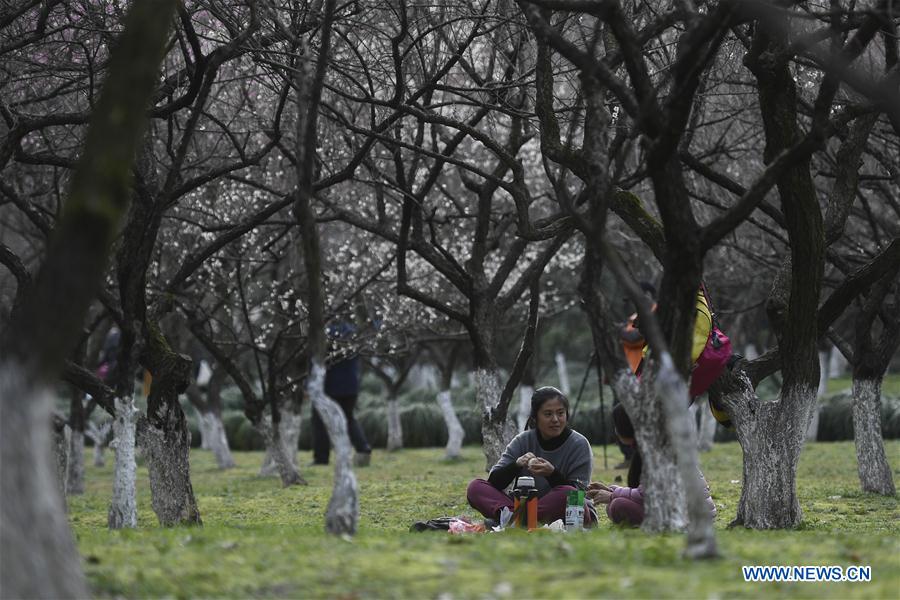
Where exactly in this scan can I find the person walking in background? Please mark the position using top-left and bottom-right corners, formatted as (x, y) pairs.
(311, 322), (372, 467)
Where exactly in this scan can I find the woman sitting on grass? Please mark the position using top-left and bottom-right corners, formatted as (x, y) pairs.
(467, 386), (596, 527)
(587, 404), (716, 526)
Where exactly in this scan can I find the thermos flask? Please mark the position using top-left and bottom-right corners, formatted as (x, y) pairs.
(512, 476), (538, 530)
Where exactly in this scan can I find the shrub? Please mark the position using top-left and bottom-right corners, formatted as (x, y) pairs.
(818, 392), (900, 441)
(234, 419), (265, 451)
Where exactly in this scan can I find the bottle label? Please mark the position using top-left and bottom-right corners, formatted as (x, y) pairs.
(565, 504), (584, 531)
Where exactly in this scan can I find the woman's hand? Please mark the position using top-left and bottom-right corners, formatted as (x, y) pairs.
(527, 457), (555, 477)
(516, 452), (536, 468)
(586, 488), (613, 505)
(588, 481), (612, 492)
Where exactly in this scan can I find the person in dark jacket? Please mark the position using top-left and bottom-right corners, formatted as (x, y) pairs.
(311, 323), (372, 466)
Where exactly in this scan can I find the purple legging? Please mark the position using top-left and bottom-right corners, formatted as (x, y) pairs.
(466, 479), (596, 526)
(607, 497), (644, 526)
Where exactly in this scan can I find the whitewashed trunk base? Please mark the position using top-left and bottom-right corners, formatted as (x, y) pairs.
(654, 355), (717, 558)
(93, 443), (106, 467)
(66, 430), (85, 495)
(852, 379), (895, 495)
(199, 411), (235, 469)
(517, 385), (533, 433)
(138, 415), (202, 526)
(0, 364), (88, 598)
(722, 376), (811, 529)
(555, 352), (571, 396)
(53, 421), (69, 499)
(309, 361), (358, 535)
(696, 402), (717, 452)
(437, 389), (464, 459)
(87, 420), (111, 468)
(256, 414), (304, 486)
(109, 396), (138, 529)
(386, 397), (403, 452)
(477, 369), (517, 470)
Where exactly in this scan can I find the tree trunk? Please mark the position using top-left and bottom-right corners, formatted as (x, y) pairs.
(108, 395), (139, 529)
(612, 369), (687, 533)
(477, 368), (518, 469)
(0, 367), (89, 598)
(65, 390), (86, 495)
(386, 394), (403, 452)
(138, 412), (201, 526)
(852, 378), (895, 495)
(696, 401), (717, 452)
(198, 409), (235, 469)
(805, 348), (830, 441)
(196, 406), (213, 450)
(714, 372), (812, 528)
(139, 323), (202, 526)
(258, 401), (301, 475)
(52, 416), (69, 500)
(87, 420), (111, 468)
(308, 361), (359, 534)
(555, 351), (571, 395)
(516, 385), (533, 433)
(255, 413), (305, 486)
(436, 389), (464, 459)
(654, 356), (718, 558)
(66, 429), (85, 496)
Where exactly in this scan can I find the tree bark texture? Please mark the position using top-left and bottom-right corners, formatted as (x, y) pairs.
(386, 395), (404, 452)
(517, 385), (533, 433)
(0, 366), (88, 598)
(806, 348), (831, 441)
(139, 323), (201, 525)
(611, 369), (684, 532)
(255, 412), (305, 486)
(0, 0), (176, 592)
(555, 352), (571, 395)
(87, 420), (111, 468)
(137, 413), (201, 526)
(477, 368), (518, 470)
(66, 390), (86, 495)
(258, 405), (301, 476)
(198, 409), (235, 469)
(654, 355), (718, 558)
(309, 361), (359, 535)
(696, 402), (717, 452)
(852, 378), (896, 495)
(65, 429), (85, 496)
(53, 416), (69, 500)
(436, 389), (464, 459)
(713, 371), (811, 528)
(108, 396), (139, 529)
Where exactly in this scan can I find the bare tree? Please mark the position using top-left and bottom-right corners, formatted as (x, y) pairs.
(0, 0), (177, 595)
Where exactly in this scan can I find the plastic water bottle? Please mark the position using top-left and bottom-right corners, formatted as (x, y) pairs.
(565, 489), (585, 531)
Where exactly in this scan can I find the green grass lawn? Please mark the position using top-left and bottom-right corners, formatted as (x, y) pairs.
(70, 441), (900, 599)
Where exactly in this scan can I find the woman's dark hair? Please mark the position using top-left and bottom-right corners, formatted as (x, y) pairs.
(525, 386), (569, 431)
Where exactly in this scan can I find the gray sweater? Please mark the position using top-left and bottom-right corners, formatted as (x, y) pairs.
(488, 428), (593, 496)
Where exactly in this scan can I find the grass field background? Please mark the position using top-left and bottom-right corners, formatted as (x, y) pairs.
(67, 439), (900, 599)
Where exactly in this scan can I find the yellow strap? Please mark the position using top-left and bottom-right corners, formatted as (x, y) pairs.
(692, 289), (712, 363)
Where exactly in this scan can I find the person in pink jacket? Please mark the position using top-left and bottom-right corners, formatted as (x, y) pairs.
(588, 404), (716, 526)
